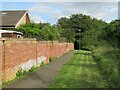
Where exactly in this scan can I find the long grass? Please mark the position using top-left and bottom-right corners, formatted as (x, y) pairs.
(49, 50), (109, 88)
(92, 47), (119, 88)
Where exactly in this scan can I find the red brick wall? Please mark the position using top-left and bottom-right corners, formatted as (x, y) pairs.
(37, 41), (73, 63)
(1, 38), (37, 82)
(0, 41), (3, 85)
(0, 38), (74, 83)
(4, 39), (37, 69)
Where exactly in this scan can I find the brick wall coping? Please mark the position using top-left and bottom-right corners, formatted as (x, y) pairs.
(37, 41), (59, 44)
(0, 38), (73, 44)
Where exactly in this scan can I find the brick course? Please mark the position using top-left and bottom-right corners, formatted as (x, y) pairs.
(0, 38), (74, 83)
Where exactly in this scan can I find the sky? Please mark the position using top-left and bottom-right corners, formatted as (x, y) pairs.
(1, 1), (119, 24)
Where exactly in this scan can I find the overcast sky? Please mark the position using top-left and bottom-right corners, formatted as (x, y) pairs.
(1, 1), (119, 24)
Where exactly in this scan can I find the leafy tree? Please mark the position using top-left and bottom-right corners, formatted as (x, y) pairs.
(57, 17), (75, 42)
(17, 23), (41, 38)
(16, 22), (62, 41)
(16, 13), (119, 50)
(57, 13), (107, 49)
(103, 19), (120, 48)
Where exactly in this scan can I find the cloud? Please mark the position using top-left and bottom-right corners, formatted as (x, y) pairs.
(118, 2), (120, 19)
(28, 3), (66, 23)
(2, 2), (117, 24)
(28, 3), (54, 14)
(29, 14), (45, 23)
(2, 0), (120, 2)
(28, 2), (118, 23)
(60, 2), (118, 17)
(28, 3), (65, 17)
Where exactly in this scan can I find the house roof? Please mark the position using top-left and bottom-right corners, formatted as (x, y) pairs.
(0, 10), (28, 27)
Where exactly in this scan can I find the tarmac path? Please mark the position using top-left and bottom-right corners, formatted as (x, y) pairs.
(5, 50), (76, 88)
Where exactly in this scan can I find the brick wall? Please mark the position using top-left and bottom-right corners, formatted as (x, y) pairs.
(0, 41), (3, 85)
(0, 38), (74, 83)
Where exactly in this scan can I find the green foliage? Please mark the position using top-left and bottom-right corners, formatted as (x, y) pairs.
(16, 68), (27, 78)
(57, 14), (107, 48)
(16, 23), (66, 42)
(29, 66), (37, 72)
(57, 17), (76, 42)
(49, 50), (109, 88)
(93, 49), (119, 88)
(41, 61), (45, 66)
(16, 23), (41, 38)
(0, 85), (2, 89)
(15, 14), (119, 49)
(2, 80), (13, 87)
(40, 24), (60, 41)
(57, 14), (119, 50)
(103, 19), (120, 48)
(56, 14), (119, 88)
(16, 66), (37, 78)
(13, 13), (119, 88)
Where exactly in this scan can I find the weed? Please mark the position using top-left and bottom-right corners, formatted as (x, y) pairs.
(0, 85), (2, 89)
(41, 61), (45, 66)
(29, 66), (37, 72)
(16, 68), (27, 78)
(2, 80), (12, 87)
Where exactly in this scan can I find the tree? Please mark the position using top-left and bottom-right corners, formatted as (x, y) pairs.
(57, 13), (107, 50)
(103, 19), (120, 48)
(57, 17), (75, 42)
(16, 22), (62, 41)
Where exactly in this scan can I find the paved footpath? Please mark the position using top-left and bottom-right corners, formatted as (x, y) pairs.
(5, 50), (76, 88)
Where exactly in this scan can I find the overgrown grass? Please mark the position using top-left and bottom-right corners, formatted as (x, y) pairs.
(0, 85), (2, 89)
(49, 50), (109, 88)
(92, 47), (119, 88)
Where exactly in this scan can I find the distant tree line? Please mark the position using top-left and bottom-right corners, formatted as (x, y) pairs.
(57, 14), (119, 50)
(15, 13), (120, 49)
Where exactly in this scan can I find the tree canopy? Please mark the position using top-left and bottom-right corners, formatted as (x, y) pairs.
(15, 13), (119, 49)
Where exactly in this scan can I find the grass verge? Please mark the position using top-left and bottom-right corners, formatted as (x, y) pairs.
(49, 50), (109, 88)
(92, 47), (119, 88)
